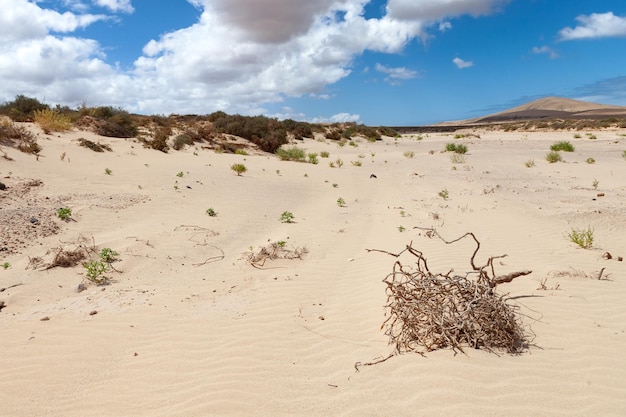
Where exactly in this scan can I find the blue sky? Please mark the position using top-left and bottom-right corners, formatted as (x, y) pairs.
(2, 0), (626, 125)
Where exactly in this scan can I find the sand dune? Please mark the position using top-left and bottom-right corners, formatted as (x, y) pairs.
(1, 125), (626, 416)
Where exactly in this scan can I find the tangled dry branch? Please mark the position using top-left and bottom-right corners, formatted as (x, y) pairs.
(368, 228), (531, 355)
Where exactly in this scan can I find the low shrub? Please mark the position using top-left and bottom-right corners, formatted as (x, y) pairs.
(567, 227), (594, 249)
(550, 141), (575, 152)
(276, 146), (306, 162)
(231, 163), (247, 176)
(546, 151), (562, 163)
(34, 109), (72, 133)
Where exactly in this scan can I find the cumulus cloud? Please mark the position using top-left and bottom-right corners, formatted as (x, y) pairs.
(311, 112), (361, 123)
(387, 0), (509, 21)
(452, 57), (473, 69)
(559, 12), (626, 40)
(531, 45), (558, 59)
(375, 63), (419, 85)
(0, 0), (509, 116)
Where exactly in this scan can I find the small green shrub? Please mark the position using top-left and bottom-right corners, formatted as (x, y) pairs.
(455, 144), (468, 154)
(235, 148), (248, 156)
(206, 208), (217, 217)
(573, 133), (581, 139)
(1, 262), (10, 270)
(550, 141), (575, 152)
(105, 168), (112, 175)
(586, 157), (595, 164)
(337, 197), (346, 207)
(438, 189), (449, 200)
(454, 133), (466, 139)
(176, 171), (184, 177)
(231, 163), (247, 176)
(308, 153), (318, 164)
(276, 146), (306, 162)
(172, 134), (193, 150)
(398, 225), (406, 232)
(546, 151), (562, 163)
(403, 151), (415, 158)
(57, 207), (72, 221)
(320, 151), (330, 158)
(83, 260), (108, 284)
(567, 227), (594, 249)
(280, 211), (295, 223)
(99, 248), (119, 264)
(525, 159), (535, 168)
(445, 143), (457, 152)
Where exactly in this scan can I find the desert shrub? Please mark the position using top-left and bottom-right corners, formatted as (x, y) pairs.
(546, 151), (562, 163)
(351, 160), (362, 166)
(550, 141), (575, 152)
(33, 109), (72, 133)
(0, 120), (41, 154)
(276, 146), (306, 162)
(372, 231), (530, 355)
(0, 95), (49, 121)
(235, 148), (248, 156)
(308, 153), (318, 164)
(172, 134), (194, 150)
(280, 211), (295, 223)
(78, 138), (112, 152)
(325, 129), (342, 140)
(231, 163), (247, 176)
(524, 159), (535, 167)
(320, 151), (330, 158)
(445, 143), (457, 152)
(206, 208), (217, 217)
(57, 207), (72, 221)
(438, 189), (449, 199)
(567, 227), (594, 249)
(455, 144), (468, 154)
(403, 151), (415, 158)
(450, 153), (465, 164)
(586, 157), (595, 164)
(143, 126), (170, 152)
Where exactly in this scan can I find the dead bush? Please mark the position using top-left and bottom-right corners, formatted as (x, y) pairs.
(368, 228), (531, 355)
(247, 241), (308, 268)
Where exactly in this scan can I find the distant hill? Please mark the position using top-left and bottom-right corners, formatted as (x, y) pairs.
(463, 96), (626, 125)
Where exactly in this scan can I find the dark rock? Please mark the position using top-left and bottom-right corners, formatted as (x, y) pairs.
(370, 174), (377, 178)
(0, 301), (5, 312)
(29, 217), (39, 225)
(0, 182), (6, 191)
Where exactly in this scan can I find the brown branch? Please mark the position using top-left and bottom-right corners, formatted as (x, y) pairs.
(491, 270), (533, 287)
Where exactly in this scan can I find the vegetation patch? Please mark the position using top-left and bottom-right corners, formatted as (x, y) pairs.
(78, 138), (112, 152)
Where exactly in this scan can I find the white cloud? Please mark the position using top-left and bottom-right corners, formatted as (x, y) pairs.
(387, 0), (509, 21)
(375, 63), (419, 85)
(311, 112), (361, 123)
(439, 21), (452, 31)
(92, 0), (134, 13)
(559, 12), (626, 40)
(0, 0), (508, 116)
(452, 57), (473, 69)
(531, 45), (558, 59)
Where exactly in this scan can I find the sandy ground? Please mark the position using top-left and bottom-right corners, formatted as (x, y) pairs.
(1, 125), (626, 416)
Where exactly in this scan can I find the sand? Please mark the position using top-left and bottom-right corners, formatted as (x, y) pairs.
(1, 125), (625, 416)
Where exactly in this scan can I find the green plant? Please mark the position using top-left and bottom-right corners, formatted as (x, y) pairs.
(320, 151), (330, 158)
(445, 143), (457, 152)
(1, 262), (10, 269)
(176, 171), (184, 177)
(454, 133), (466, 139)
(235, 148), (248, 156)
(550, 141), (575, 152)
(586, 157), (596, 164)
(276, 240), (287, 248)
(276, 146), (306, 162)
(334, 158), (344, 168)
(351, 160), (362, 167)
(567, 227), (594, 249)
(525, 159), (535, 168)
(592, 179), (599, 190)
(174, 181), (179, 190)
(337, 197), (346, 207)
(398, 225), (406, 232)
(206, 208), (217, 217)
(99, 248), (119, 264)
(403, 150), (415, 158)
(454, 144), (468, 154)
(308, 153), (319, 164)
(586, 133), (597, 140)
(231, 163), (247, 176)
(438, 189), (449, 200)
(546, 151), (562, 163)
(83, 260), (109, 284)
(622, 150), (626, 160)
(332, 183), (338, 188)
(57, 207), (72, 221)
(349, 140), (357, 147)
(280, 211), (295, 223)
(105, 168), (112, 175)
(573, 133), (581, 139)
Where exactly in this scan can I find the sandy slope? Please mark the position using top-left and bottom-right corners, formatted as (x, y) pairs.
(1, 126), (626, 416)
